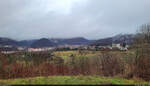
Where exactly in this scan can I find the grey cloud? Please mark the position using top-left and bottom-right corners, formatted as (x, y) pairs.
(0, 0), (150, 40)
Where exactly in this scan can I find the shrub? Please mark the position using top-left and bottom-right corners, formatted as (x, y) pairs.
(100, 52), (124, 76)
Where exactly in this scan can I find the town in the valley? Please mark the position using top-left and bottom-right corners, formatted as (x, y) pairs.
(0, 42), (129, 54)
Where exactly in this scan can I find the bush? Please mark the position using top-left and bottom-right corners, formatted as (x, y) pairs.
(100, 52), (124, 76)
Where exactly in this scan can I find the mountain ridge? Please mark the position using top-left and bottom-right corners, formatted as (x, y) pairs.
(0, 34), (134, 48)
(91, 34), (134, 46)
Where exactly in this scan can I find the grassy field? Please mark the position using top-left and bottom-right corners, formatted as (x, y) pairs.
(53, 50), (135, 63)
(53, 50), (135, 58)
(0, 76), (149, 85)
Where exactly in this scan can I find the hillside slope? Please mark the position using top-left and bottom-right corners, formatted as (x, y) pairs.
(91, 34), (134, 46)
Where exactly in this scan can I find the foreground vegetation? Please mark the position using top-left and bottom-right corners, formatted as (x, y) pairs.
(0, 76), (149, 85)
(0, 49), (150, 81)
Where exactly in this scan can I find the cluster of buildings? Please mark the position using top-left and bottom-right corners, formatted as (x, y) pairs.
(0, 43), (129, 54)
(27, 47), (55, 52)
(54, 43), (129, 51)
(87, 43), (129, 51)
(112, 43), (129, 51)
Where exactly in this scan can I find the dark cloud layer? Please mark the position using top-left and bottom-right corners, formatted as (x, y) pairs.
(0, 0), (150, 40)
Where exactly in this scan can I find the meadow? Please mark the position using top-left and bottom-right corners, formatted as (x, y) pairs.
(0, 76), (149, 85)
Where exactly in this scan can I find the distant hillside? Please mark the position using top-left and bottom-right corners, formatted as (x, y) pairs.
(0, 37), (93, 48)
(64, 37), (92, 45)
(18, 40), (36, 47)
(0, 46), (18, 51)
(0, 37), (18, 46)
(0, 35), (135, 48)
(49, 37), (93, 45)
(91, 34), (134, 46)
(91, 37), (113, 46)
(30, 38), (56, 48)
(112, 34), (134, 44)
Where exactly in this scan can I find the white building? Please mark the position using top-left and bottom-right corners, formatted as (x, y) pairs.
(112, 44), (121, 49)
(28, 47), (54, 52)
(112, 43), (128, 51)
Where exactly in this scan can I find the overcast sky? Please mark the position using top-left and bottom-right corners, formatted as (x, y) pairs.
(0, 0), (150, 40)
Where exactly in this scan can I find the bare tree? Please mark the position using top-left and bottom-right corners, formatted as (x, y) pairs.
(135, 24), (150, 44)
(133, 24), (150, 81)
